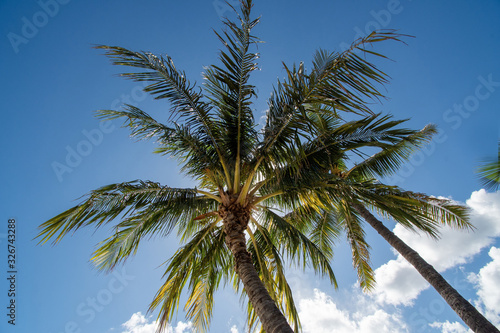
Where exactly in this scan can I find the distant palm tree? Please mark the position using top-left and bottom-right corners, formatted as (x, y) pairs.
(477, 140), (500, 191)
(283, 109), (499, 332)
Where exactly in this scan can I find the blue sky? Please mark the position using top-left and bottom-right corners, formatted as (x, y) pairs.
(1, 0), (499, 332)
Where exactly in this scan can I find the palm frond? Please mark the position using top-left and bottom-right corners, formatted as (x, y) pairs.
(37, 181), (203, 245)
(203, 0), (260, 183)
(306, 30), (407, 114)
(257, 31), (407, 168)
(334, 199), (374, 291)
(150, 224), (231, 332)
(184, 227), (228, 332)
(90, 196), (219, 273)
(258, 114), (421, 202)
(95, 45), (232, 188)
(260, 208), (337, 286)
(348, 123), (437, 178)
(309, 209), (343, 259)
(352, 182), (471, 237)
(477, 141), (500, 191)
(155, 124), (227, 188)
(96, 105), (173, 141)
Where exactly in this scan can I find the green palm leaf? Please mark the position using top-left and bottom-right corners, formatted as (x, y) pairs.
(477, 140), (500, 191)
(37, 180), (204, 245)
(348, 123), (437, 179)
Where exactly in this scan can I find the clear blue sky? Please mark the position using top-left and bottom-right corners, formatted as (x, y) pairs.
(1, 1), (499, 332)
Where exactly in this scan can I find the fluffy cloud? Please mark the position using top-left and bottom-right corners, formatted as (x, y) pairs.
(372, 257), (427, 306)
(429, 321), (471, 333)
(373, 190), (500, 306)
(468, 246), (500, 326)
(120, 312), (193, 333)
(298, 289), (408, 333)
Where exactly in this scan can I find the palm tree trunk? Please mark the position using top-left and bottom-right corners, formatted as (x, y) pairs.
(352, 203), (499, 333)
(221, 206), (294, 333)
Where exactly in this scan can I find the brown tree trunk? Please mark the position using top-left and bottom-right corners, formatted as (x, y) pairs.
(220, 203), (294, 333)
(352, 203), (499, 333)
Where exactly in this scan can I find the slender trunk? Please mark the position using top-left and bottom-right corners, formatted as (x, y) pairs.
(352, 203), (499, 333)
(220, 204), (294, 333)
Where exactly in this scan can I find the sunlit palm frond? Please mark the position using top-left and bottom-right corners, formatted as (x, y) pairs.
(260, 208), (337, 286)
(258, 30), (407, 167)
(332, 198), (374, 291)
(150, 224), (230, 332)
(90, 195), (219, 272)
(184, 227), (229, 332)
(203, 0), (260, 178)
(95, 45), (209, 122)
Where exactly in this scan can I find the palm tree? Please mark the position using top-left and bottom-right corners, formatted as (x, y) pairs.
(36, 1), (422, 331)
(477, 140), (500, 191)
(316, 121), (500, 332)
(39, 1), (479, 332)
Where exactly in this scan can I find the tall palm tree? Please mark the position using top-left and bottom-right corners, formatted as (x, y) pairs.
(477, 140), (500, 191)
(36, 1), (423, 331)
(323, 130), (499, 331)
(346, 142), (500, 332)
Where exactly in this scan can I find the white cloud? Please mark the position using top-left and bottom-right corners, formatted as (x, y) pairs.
(429, 320), (471, 333)
(120, 312), (193, 333)
(299, 289), (356, 332)
(298, 288), (408, 333)
(372, 258), (427, 306)
(373, 190), (500, 306)
(121, 312), (157, 333)
(468, 246), (500, 326)
(230, 325), (239, 333)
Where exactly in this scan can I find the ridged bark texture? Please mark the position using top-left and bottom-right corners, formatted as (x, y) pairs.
(352, 203), (499, 333)
(219, 203), (294, 333)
